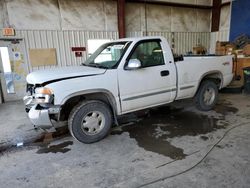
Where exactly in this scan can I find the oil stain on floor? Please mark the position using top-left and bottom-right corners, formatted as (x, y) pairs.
(113, 103), (238, 160)
(36, 141), (73, 154)
(33, 127), (72, 154)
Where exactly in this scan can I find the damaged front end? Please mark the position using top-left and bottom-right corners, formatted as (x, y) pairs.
(23, 84), (60, 129)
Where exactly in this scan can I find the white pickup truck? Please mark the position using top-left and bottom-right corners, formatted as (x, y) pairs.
(23, 36), (233, 143)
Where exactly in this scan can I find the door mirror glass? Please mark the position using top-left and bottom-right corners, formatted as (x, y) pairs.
(0, 47), (15, 94)
(126, 59), (142, 70)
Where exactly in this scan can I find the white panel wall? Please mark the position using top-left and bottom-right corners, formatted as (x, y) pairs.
(0, 0), (213, 33)
(6, 0), (61, 30)
(220, 5), (231, 31)
(125, 3), (211, 32)
(0, 30), (118, 72)
(59, 0), (117, 31)
(0, 0), (118, 31)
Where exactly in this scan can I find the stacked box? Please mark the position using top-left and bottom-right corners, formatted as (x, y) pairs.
(225, 44), (235, 55)
(215, 41), (229, 55)
(193, 46), (206, 55)
(243, 44), (250, 56)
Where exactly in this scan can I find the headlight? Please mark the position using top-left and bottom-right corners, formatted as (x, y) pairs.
(34, 87), (54, 104)
(36, 87), (53, 95)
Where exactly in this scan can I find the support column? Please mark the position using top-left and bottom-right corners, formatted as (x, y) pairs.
(117, 0), (126, 38)
(211, 0), (222, 32)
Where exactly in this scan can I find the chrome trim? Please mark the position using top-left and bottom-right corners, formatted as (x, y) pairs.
(23, 95), (33, 106)
(123, 88), (177, 101)
(48, 107), (60, 114)
(34, 93), (51, 103)
(180, 85), (195, 90)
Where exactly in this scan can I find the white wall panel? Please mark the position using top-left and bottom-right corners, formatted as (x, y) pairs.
(0, 30), (118, 72)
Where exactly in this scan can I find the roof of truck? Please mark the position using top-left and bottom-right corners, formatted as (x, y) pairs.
(113, 36), (165, 42)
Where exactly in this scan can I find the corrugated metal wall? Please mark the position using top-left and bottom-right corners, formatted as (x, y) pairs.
(0, 30), (119, 72)
(173, 32), (210, 55)
(1, 30), (210, 72)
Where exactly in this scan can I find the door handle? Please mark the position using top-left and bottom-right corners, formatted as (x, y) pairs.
(160, 70), (169, 76)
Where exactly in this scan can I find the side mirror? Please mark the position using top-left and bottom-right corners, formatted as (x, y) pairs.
(126, 59), (142, 70)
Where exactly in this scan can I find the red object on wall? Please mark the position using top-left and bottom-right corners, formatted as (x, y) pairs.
(75, 51), (82, 57)
(71, 47), (86, 51)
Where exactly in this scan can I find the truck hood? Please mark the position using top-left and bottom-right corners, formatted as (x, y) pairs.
(26, 66), (106, 85)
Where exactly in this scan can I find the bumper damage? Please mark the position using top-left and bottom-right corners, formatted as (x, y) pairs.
(28, 105), (53, 128)
(23, 96), (60, 129)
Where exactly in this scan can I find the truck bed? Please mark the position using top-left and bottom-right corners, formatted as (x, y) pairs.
(175, 55), (233, 100)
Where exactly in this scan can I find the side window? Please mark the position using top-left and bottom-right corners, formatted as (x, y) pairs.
(130, 41), (165, 67)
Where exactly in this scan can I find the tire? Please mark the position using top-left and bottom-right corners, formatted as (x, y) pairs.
(195, 80), (218, 111)
(68, 100), (112, 143)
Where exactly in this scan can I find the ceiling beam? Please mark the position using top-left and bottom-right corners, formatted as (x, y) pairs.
(211, 0), (222, 32)
(125, 0), (212, 9)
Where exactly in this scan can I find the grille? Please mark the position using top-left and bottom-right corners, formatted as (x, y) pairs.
(26, 84), (35, 95)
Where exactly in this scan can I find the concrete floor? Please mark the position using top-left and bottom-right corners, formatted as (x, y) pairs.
(0, 93), (249, 188)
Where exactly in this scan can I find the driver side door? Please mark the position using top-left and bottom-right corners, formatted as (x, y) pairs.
(118, 39), (176, 113)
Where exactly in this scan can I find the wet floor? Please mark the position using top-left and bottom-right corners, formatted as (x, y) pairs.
(0, 126), (71, 155)
(112, 103), (238, 160)
(28, 126), (71, 154)
(0, 101), (238, 158)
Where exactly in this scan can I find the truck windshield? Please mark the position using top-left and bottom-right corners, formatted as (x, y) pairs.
(83, 41), (131, 69)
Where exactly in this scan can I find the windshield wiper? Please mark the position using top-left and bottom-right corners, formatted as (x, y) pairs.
(88, 63), (108, 69)
(81, 63), (88, 66)
(81, 62), (108, 69)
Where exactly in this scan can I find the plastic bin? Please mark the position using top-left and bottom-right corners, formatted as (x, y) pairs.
(243, 67), (250, 94)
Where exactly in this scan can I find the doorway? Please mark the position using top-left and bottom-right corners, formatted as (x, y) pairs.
(0, 39), (28, 102)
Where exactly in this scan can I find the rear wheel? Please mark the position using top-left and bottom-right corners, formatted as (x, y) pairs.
(68, 100), (112, 143)
(195, 80), (218, 111)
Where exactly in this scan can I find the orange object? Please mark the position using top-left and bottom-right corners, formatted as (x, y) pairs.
(243, 44), (250, 56)
(2, 28), (15, 36)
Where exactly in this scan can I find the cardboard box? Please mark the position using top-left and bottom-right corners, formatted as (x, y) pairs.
(193, 46), (206, 55)
(243, 44), (250, 56)
(215, 41), (232, 55)
(216, 41), (230, 48)
(225, 44), (235, 55)
(216, 46), (226, 55)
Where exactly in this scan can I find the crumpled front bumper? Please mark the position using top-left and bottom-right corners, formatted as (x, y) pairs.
(23, 96), (60, 129)
(28, 105), (53, 128)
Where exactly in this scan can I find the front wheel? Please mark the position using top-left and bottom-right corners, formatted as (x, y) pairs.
(195, 80), (218, 111)
(68, 100), (112, 143)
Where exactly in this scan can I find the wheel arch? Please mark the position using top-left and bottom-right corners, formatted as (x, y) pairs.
(59, 89), (119, 124)
(195, 70), (223, 95)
